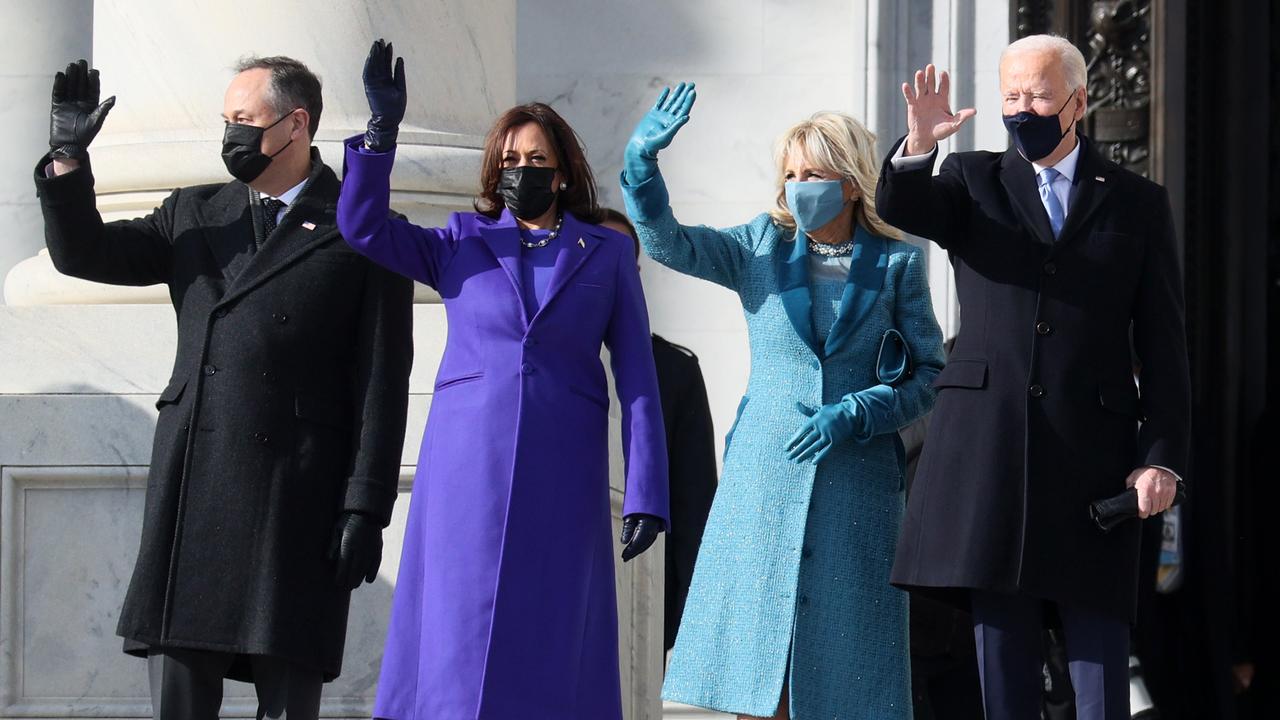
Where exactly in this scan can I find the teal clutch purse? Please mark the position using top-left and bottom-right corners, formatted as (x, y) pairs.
(876, 329), (913, 385)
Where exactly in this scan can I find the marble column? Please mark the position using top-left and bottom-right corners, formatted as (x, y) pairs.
(0, 0), (93, 303)
(5, 0), (515, 305)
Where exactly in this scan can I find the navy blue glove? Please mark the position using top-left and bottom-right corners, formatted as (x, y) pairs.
(362, 39), (406, 152)
(623, 82), (696, 185)
(620, 513), (663, 562)
(785, 400), (863, 464)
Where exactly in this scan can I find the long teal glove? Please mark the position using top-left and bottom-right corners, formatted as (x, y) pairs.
(785, 400), (865, 464)
(623, 82), (696, 185)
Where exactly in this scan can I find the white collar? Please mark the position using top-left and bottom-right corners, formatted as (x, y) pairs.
(264, 177), (307, 207)
(1031, 136), (1082, 184)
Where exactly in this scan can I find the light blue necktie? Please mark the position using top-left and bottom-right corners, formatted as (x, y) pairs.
(1037, 168), (1065, 239)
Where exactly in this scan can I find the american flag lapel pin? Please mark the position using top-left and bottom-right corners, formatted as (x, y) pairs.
(578, 237), (586, 248)
(301, 221), (316, 230)
(1095, 176), (1106, 183)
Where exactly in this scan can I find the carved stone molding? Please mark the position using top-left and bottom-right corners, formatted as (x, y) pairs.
(1083, 0), (1154, 176)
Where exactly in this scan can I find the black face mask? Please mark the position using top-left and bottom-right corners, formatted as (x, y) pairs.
(221, 110), (296, 183)
(1002, 94), (1076, 162)
(497, 166), (559, 220)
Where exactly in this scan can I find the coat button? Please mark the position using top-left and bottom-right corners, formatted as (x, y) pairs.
(1043, 261), (1058, 275)
(274, 313), (289, 324)
(523, 337), (536, 347)
(810, 359), (820, 370)
(214, 308), (228, 319)
(203, 364), (217, 376)
(1036, 321), (1053, 335)
(521, 362), (534, 375)
(1029, 384), (1046, 398)
(254, 432), (270, 444)
(802, 546), (813, 559)
(798, 595), (809, 606)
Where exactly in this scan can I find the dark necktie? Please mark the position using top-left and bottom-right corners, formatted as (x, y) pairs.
(261, 198), (286, 244)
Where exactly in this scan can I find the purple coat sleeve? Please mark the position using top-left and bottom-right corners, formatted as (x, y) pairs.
(337, 135), (457, 287)
(604, 245), (671, 529)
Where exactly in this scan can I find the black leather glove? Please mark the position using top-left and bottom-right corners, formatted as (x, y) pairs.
(329, 511), (383, 589)
(620, 513), (663, 562)
(362, 39), (406, 152)
(49, 59), (115, 160)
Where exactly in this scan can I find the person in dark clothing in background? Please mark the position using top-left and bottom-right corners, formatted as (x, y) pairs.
(900, 337), (986, 720)
(601, 207), (719, 651)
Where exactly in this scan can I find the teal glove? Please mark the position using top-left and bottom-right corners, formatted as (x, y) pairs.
(623, 82), (696, 185)
(785, 400), (863, 464)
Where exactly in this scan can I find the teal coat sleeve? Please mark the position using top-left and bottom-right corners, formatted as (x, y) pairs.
(620, 168), (767, 291)
(844, 247), (945, 440)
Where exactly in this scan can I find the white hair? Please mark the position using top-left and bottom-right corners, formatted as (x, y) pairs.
(1001, 34), (1087, 90)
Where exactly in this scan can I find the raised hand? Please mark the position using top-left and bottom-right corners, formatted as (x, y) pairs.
(49, 59), (115, 160)
(623, 82), (696, 184)
(901, 64), (976, 156)
(363, 38), (406, 152)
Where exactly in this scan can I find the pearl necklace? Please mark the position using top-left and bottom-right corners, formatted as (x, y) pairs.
(520, 214), (564, 249)
(807, 236), (854, 257)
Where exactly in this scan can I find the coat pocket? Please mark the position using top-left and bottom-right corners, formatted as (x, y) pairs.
(295, 392), (352, 429)
(723, 395), (749, 452)
(154, 378), (189, 410)
(1097, 379), (1143, 419)
(567, 383), (609, 410)
(930, 359), (988, 390)
(433, 371), (484, 392)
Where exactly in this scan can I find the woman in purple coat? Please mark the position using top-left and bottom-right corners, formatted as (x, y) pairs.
(337, 41), (670, 719)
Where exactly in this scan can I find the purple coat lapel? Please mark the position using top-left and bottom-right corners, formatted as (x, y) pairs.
(534, 211), (603, 322)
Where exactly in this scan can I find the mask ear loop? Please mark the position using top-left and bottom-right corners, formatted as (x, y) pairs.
(265, 108), (302, 159)
(1055, 90), (1080, 143)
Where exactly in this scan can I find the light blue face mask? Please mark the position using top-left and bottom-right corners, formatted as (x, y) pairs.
(785, 180), (846, 234)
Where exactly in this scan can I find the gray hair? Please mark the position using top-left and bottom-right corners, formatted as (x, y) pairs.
(233, 55), (323, 138)
(1001, 34), (1087, 90)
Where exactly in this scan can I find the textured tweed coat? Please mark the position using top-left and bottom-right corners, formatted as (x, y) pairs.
(339, 138), (669, 720)
(623, 171), (945, 719)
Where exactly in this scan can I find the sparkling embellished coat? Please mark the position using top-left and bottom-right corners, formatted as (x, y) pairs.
(623, 171), (945, 719)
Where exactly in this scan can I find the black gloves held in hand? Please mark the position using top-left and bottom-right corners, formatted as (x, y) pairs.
(50, 59), (115, 160)
(620, 513), (663, 562)
(329, 511), (384, 590)
(363, 39), (406, 153)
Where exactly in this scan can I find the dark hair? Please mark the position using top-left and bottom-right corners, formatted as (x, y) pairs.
(475, 103), (602, 223)
(600, 207), (640, 258)
(233, 56), (323, 138)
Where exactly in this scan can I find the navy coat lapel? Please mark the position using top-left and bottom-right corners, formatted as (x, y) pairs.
(476, 208), (528, 324)
(200, 182), (255, 286)
(534, 211), (602, 322)
(999, 147), (1057, 246)
(1053, 137), (1114, 249)
(824, 226), (888, 356)
(773, 231), (820, 357)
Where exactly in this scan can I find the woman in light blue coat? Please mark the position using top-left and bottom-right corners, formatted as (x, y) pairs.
(621, 85), (946, 719)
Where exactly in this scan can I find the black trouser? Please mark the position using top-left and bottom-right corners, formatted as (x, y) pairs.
(147, 648), (322, 720)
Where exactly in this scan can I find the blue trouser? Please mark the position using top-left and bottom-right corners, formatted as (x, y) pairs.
(971, 590), (1130, 720)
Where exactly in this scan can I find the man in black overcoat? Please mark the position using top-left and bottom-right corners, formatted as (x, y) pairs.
(876, 35), (1191, 719)
(35, 57), (413, 718)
